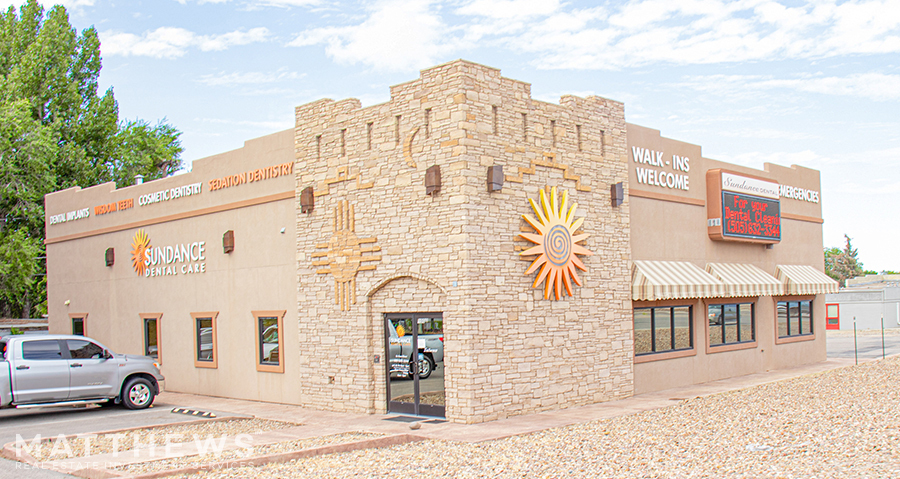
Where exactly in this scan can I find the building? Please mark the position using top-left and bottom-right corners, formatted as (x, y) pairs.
(44, 61), (837, 424)
(825, 275), (900, 330)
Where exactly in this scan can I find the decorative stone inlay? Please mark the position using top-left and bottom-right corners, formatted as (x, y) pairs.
(503, 149), (591, 192)
(314, 166), (374, 197)
(312, 200), (381, 311)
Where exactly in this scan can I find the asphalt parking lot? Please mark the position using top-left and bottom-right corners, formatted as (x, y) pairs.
(0, 398), (242, 479)
(826, 328), (900, 360)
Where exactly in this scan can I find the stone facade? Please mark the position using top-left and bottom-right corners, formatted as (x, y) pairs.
(294, 60), (633, 424)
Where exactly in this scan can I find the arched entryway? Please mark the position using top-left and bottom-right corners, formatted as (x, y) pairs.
(367, 275), (447, 418)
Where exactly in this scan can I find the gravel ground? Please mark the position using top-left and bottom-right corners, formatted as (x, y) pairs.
(27, 418), (296, 462)
(175, 357), (900, 478)
(115, 432), (382, 475)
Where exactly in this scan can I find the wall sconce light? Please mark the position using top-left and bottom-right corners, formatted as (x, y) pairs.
(487, 165), (503, 192)
(611, 182), (624, 207)
(426, 165), (441, 196)
(300, 186), (315, 213)
(105, 248), (115, 267)
(223, 230), (234, 254)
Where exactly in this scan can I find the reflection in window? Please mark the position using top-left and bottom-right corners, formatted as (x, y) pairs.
(22, 340), (63, 360)
(709, 302), (755, 346)
(777, 300), (813, 338)
(259, 317), (279, 365)
(196, 318), (214, 362)
(634, 306), (693, 356)
(144, 317), (159, 360)
(67, 340), (104, 359)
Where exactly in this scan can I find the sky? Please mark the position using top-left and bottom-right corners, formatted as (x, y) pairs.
(7, 0), (900, 271)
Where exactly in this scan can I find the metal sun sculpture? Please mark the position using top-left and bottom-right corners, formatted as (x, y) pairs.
(520, 187), (593, 300)
(312, 200), (381, 311)
(131, 229), (151, 277)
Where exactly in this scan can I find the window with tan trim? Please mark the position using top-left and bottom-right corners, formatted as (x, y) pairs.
(775, 296), (816, 344)
(140, 313), (162, 364)
(705, 299), (757, 353)
(191, 312), (218, 369)
(253, 310), (285, 373)
(70, 313), (87, 336)
(634, 306), (693, 355)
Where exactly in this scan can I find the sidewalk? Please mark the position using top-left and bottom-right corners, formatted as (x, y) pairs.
(153, 357), (858, 442)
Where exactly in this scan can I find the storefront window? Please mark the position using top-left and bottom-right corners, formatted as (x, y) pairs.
(708, 303), (754, 346)
(253, 310), (285, 373)
(142, 314), (161, 362)
(191, 312), (218, 369)
(71, 317), (84, 336)
(634, 306), (693, 356)
(777, 300), (813, 338)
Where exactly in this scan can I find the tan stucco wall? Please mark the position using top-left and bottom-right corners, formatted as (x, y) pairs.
(626, 124), (828, 395)
(294, 60), (633, 423)
(45, 129), (299, 402)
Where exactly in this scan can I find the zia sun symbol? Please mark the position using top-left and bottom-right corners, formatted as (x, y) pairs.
(131, 229), (151, 276)
(520, 186), (593, 300)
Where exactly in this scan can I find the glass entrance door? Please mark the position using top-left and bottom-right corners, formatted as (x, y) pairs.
(385, 313), (444, 417)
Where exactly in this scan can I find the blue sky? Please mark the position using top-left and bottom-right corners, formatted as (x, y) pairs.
(10, 0), (900, 271)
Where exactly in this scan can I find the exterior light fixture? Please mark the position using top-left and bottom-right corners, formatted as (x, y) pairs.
(426, 165), (441, 196)
(223, 230), (234, 254)
(487, 165), (503, 192)
(300, 187), (315, 213)
(610, 182), (624, 207)
(105, 248), (115, 267)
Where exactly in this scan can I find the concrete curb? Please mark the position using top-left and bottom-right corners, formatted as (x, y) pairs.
(116, 433), (427, 479)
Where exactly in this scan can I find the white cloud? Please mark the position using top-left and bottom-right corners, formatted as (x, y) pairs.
(197, 69), (305, 86)
(455, 0), (562, 20)
(288, 0), (468, 71)
(100, 27), (271, 58)
(676, 73), (900, 102)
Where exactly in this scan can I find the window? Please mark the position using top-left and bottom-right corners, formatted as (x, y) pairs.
(634, 306), (693, 356)
(191, 312), (218, 369)
(708, 302), (755, 347)
(70, 314), (86, 336)
(22, 340), (64, 360)
(141, 314), (162, 362)
(778, 300), (813, 338)
(66, 339), (104, 359)
(253, 310), (285, 373)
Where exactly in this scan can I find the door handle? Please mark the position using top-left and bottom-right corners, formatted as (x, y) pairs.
(16, 365), (29, 370)
(70, 363), (83, 368)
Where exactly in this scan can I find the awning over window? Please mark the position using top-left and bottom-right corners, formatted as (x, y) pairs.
(775, 265), (840, 295)
(632, 260), (726, 301)
(706, 263), (784, 297)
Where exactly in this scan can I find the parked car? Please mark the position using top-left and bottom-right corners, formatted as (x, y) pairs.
(0, 334), (164, 410)
(388, 319), (443, 379)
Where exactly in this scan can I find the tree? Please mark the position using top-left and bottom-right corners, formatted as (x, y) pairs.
(0, 1), (183, 317)
(824, 234), (865, 287)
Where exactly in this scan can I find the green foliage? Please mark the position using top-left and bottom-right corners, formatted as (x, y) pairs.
(0, 0), (183, 317)
(824, 235), (865, 287)
(10, 327), (24, 335)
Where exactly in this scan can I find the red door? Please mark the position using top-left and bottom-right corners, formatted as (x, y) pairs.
(826, 303), (840, 330)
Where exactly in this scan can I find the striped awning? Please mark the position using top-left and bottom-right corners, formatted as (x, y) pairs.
(775, 265), (840, 295)
(632, 260), (726, 301)
(706, 263), (784, 297)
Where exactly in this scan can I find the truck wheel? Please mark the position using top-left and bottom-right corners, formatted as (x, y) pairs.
(122, 377), (155, 410)
(410, 356), (434, 380)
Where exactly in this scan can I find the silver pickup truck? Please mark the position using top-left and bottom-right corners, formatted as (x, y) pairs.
(0, 334), (164, 410)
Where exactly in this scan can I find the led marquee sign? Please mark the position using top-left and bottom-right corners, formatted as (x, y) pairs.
(707, 170), (781, 244)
